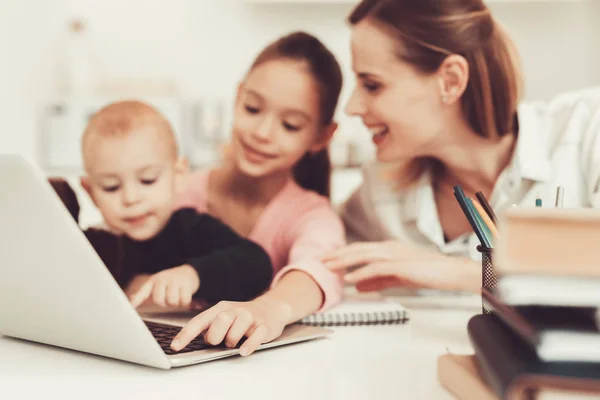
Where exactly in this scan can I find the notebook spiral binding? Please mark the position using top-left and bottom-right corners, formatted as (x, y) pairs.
(299, 310), (408, 327)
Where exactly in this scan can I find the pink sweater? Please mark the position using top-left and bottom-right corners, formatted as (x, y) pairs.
(176, 170), (345, 311)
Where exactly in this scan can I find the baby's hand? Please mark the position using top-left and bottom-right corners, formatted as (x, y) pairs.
(129, 265), (200, 308)
(125, 274), (151, 296)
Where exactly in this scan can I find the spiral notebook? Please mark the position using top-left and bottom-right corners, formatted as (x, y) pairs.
(299, 294), (409, 327)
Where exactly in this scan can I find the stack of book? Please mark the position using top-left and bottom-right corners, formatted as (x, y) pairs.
(439, 207), (600, 399)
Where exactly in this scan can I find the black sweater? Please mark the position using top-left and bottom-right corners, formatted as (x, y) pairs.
(84, 208), (273, 303)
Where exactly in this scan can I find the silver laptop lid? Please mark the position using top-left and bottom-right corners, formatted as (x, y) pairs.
(0, 155), (170, 369)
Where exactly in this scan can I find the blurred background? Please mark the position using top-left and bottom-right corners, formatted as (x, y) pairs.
(1, 0), (599, 225)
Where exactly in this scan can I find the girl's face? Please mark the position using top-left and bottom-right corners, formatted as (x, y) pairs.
(231, 59), (331, 179)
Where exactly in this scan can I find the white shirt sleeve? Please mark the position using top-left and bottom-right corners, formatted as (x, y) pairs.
(578, 99), (600, 207)
(338, 168), (388, 243)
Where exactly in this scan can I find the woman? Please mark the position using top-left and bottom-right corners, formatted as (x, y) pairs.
(170, 32), (346, 356)
(324, 0), (600, 293)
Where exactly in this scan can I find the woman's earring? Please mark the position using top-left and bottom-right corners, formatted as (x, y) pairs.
(442, 95), (450, 104)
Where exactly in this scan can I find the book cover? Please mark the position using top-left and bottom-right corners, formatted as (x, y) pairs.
(483, 290), (600, 362)
(468, 314), (600, 399)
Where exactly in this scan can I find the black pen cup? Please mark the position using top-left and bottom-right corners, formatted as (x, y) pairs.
(477, 246), (498, 314)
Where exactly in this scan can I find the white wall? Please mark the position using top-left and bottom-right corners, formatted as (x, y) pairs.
(592, 0), (600, 78)
(67, 0), (600, 99)
(0, 0), (63, 160)
(1, 0), (599, 162)
(490, 1), (600, 100)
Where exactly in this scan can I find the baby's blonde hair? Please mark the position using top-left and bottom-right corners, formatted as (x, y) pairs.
(82, 100), (178, 165)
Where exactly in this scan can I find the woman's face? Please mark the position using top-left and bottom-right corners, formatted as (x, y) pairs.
(230, 59), (327, 179)
(346, 19), (448, 163)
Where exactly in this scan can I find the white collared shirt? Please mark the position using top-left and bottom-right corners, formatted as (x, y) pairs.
(339, 87), (600, 261)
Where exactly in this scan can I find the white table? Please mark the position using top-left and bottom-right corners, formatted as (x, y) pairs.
(0, 294), (480, 400)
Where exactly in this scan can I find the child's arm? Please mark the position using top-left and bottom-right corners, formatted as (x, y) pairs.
(182, 212), (273, 303)
(129, 209), (273, 308)
(171, 202), (346, 356)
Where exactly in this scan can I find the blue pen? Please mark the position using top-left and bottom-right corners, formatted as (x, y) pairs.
(453, 186), (492, 249)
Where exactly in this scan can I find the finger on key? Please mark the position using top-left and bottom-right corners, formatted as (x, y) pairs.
(171, 305), (223, 351)
(225, 310), (254, 348)
(204, 310), (236, 345)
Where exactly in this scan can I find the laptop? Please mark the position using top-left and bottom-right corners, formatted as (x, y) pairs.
(0, 154), (332, 369)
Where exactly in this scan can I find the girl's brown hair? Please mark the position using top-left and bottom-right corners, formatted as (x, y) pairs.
(247, 31), (343, 198)
(350, 0), (522, 180)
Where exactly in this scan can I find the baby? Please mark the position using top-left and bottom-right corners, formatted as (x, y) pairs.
(75, 100), (273, 308)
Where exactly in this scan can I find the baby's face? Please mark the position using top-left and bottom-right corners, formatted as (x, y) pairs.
(83, 127), (181, 241)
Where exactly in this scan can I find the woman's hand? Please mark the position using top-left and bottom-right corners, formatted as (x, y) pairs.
(322, 241), (480, 293)
(171, 295), (293, 357)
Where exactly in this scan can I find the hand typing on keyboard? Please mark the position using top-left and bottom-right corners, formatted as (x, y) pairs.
(170, 295), (292, 356)
(145, 321), (220, 355)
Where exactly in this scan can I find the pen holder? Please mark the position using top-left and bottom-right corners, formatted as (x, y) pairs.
(477, 245), (498, 314)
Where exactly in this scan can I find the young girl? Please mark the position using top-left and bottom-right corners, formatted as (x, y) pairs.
(170, 32), (345, 356)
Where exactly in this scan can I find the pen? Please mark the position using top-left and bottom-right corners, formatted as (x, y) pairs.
(555, 186), (564, 208)
(467, 198), (494, 248)
(475, 191), (497, 224)
(470, 197), (499, 238)
(454, 186), (492, 248)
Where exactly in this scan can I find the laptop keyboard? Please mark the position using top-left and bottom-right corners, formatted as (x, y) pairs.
(144, 321), (221, 355)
